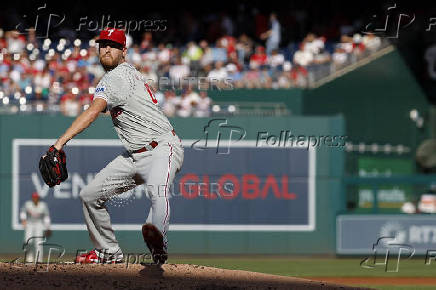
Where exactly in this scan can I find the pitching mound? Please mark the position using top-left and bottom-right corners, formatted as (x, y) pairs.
(1, 262), (369, 289)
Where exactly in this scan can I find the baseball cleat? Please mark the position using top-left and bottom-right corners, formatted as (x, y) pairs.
(75, 248), (123, 264)
(142, 223), (168, 265)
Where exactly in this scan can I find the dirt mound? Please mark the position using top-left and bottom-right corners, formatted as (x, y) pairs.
(0, 262), (370, 289)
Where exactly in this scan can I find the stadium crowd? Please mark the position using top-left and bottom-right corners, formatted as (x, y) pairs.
(0, 15), (383, 116)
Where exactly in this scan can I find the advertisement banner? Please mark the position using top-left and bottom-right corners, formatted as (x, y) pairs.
(13, 139), (316, 231)
(337, 215), (436, 254)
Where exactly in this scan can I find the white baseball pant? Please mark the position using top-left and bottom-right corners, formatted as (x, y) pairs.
(24, 222), (45, 263)
(79, 131), (183, 254)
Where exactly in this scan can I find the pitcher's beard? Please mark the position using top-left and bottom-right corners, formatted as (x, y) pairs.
(100, 56), (120, 72)
(102, 63), (117, 71)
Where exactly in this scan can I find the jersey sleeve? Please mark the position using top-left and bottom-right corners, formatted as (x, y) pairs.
(94, 73), (127, 111)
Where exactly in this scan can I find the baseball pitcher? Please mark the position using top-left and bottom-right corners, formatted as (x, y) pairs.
(39, 28), (184, 265)
(20, 192), (51, 263)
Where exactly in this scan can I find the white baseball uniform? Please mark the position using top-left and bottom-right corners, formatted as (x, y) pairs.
(20, 200), (51, 262)
(80, 62), (184, 255)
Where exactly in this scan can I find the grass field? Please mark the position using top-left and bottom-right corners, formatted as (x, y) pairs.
(168, 256), (435, 277)
(2, 255), (435, 289)
(166, 256), (436, 289)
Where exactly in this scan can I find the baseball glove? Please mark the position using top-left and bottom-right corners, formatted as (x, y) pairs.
(39, 145), (68, 187)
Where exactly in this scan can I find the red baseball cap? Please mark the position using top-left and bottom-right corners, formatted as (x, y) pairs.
(96, 28), (126, 47)
(32, 192), (39, 199)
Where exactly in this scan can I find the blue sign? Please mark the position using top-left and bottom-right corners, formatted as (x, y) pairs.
(12, 139), (316, 231)
(337, 215), (436, 254)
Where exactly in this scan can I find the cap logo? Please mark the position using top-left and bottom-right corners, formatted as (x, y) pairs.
(108, 29), (115, 36)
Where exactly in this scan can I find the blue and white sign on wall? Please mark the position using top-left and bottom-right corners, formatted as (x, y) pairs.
(337, 215), (436, 254)
(12, 139), (316, 231)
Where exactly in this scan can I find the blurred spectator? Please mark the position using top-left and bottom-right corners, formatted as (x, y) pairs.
(304, 33), (324, 54)
(269, 49), (285, 70)
(304, 34), (330, 64)
(211, 46), (227, 63)
(157, 43), (171, 64)
(177, 90), (192, 117)
(0, 14), (387, 116)
(332, 47), (348, 67)
(169, 58), (190, 81)
(184, 42), (203, 62)
(244, 67), (261, 88)
(337, 35), (354, 54)
(277, 66), (292, 88)
(226, 63), (243, 88)
(217, 36), (237, 59)
(199, 40), (213, 67)
(194, 91), (212, 117)
(260, 66), (273, 88)
(7, 30), (25, 54)
(34, 68), (50, 92)
(236, 34), (254, 66)
(162, 91), (178, 117)
(142, 65), (158, 87)
(207, 61), (228, 80)
(140, 32), (153, 51)
(293, 43), (314, 67)
(79, 91), (93, 109)
(290, 65), (308, 87)
(362, 33), (381, 53)
(129, 45), (143, 66)
(250, 46), (267, 69)
(261, 13), (281, 56)
(352, 34), (366, 55)
(183, 41), (203, 75)
(60, 91), (80, 117)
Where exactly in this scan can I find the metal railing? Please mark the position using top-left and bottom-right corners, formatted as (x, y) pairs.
(307, 40), (393, 88)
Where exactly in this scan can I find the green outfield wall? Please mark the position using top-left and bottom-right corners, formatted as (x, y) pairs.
(0, 114), (345, 255)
